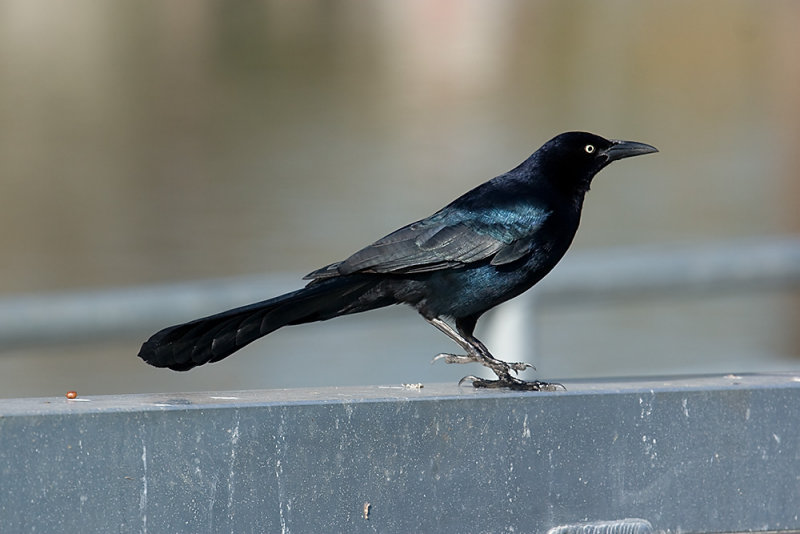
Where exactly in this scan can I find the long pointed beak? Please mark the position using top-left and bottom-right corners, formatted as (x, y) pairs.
(603, 140), (658, 162)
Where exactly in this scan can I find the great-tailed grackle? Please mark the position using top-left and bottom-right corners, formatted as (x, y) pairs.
(139, 132), (657, 390)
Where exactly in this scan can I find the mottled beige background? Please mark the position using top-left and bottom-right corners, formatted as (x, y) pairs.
(1, 1), (798, 396)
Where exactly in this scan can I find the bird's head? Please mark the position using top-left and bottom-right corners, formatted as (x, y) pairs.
(533, 131), (658, 194)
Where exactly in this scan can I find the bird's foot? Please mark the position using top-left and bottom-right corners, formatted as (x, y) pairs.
(481, 358), (535, 377)
(458, 375), (565, 392)
(432, 353), (534, 374)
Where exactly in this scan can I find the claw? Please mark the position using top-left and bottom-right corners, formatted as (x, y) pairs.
(508, 361), (536, 373)
(457, 375), (482, 386)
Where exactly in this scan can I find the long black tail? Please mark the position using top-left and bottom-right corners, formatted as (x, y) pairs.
(138, 276), (385, 371)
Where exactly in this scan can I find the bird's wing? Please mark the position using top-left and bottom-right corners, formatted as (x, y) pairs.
(304, 205), (551, 279)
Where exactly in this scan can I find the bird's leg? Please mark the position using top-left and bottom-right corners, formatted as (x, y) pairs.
(426, 317), (489, 367)
(425, 317), (533, 378)
(425, 316), (562, 392)
(454, 317), (534, 374)
(457, 329), (534, 374)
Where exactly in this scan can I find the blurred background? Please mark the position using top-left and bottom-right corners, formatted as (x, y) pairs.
(0, 0), (798, 397)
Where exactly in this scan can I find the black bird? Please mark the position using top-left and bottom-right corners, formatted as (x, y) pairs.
(139, 132), (657, 390)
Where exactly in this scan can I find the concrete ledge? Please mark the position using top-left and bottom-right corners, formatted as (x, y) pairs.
(2, 373), (799, 533)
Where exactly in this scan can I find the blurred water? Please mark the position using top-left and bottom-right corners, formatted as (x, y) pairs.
(0, 1), (798, 396)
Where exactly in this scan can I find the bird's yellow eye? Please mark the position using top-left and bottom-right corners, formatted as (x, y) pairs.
(584, 144), (595, 154)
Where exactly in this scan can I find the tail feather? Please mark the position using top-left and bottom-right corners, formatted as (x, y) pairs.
(138, 277), (383, 371)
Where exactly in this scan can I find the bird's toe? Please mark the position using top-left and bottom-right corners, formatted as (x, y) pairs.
(464, 376), (565, 392)
(432, 353), (481, 365)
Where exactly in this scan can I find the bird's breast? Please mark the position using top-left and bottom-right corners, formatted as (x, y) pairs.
(408, 241), (569, 320)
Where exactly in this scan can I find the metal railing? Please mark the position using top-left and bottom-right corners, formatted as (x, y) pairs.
(2, 375), (799, 533)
